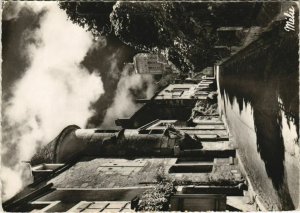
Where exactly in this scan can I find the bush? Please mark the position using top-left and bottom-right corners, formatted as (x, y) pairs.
(137, 181), (175, 211)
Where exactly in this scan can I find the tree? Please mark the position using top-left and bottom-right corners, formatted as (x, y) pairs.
(59, 2), (231, 72)
(110, 2), (219, 72)
(59, 2), (114, 36)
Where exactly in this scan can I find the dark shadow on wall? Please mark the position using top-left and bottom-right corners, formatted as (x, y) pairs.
(219, 20), (298, 210)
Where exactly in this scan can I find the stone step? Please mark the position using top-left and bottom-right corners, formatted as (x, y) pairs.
(182, 186), (244, 196)
(193, 120), (224, 125)
(194, 135), (229, 141)
(195, 125), (226, 130)
(227, 196), (257, 212)
(181, 130), (228, 136)
(178, 125), (226, 130)
(201, 141), (233, 150)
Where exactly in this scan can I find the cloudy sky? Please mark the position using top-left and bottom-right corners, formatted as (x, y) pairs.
(1, 1), (154, 201)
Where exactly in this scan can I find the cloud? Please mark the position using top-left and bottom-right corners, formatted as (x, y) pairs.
(101, 65), (155, 128)
(0, 166), (25, 203)
(2, 1), (49, 21)
(1, 2), (104, 201)
(2, 2), (23, 20)
(82, 37), (138, 128)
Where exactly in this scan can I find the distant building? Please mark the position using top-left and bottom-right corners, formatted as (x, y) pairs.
(133, 53), (178, 75)
(153, 81), (216, 103)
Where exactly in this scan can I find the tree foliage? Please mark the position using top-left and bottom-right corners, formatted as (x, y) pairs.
(59, 2), (260, 72)
(59, 2), (114, 36)
(110, 2), (219, 72)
